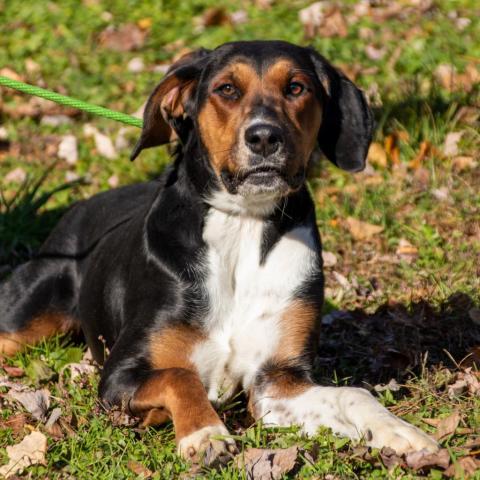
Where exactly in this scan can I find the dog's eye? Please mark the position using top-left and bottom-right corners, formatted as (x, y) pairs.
(286, 82), (304, 97)
(215, 83), (239, 99)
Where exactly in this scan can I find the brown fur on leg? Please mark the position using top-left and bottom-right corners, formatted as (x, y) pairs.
(0, 312), (78, 356)
(129, 368), (223, 442)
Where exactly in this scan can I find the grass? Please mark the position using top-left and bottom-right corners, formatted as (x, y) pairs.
(1, 0), (480, 478)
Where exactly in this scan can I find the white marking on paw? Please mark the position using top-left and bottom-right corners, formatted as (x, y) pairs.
(177, 424), (236, 461)
(254, 385), (439, 454)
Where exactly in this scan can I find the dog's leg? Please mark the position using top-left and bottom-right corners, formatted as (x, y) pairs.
(249, 370), (438, 454)
(0, 259), (79, 356)
(129, 368), (236, 461)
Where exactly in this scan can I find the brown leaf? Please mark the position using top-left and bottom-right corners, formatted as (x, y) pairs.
(199, 7), (231, 27)
(395, 239), (418, 263)
(299, 3), (347, 39)
(452, 156), (477, 171)
(447, 368), (480, 397)
(443, 132), (463, 157)
(405, 448), (450, 471)
(444, 456), (480, 478)
(8, 389), (51, 422)
(2, 365), (25, 378)
(0, 414), (28, 438)
(319, 7), (348, 38)
(434, 412), (461, 440)
(345, 217), (384, 241)
(0, 431), (47, 478)
(368, 142), (387, 168)
(127, 460), (153, 478)
(435, 63), (480, 93)
(410, 141), (432, 169)
(384, 134), (400, 165)
(99, 24), (147, 52)
(4, 168), (27, 184)
(322, 251), (337, 267)
(236, 446), (298, 480)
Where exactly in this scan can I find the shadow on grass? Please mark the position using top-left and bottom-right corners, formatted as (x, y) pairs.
(316, 293), (480, 386)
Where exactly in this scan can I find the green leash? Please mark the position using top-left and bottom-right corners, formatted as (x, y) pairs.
(0, 75), (143, 128)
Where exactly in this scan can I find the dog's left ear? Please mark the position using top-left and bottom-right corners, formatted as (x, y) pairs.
(308, 48), (374, 172)
(131, 49), (211, 160)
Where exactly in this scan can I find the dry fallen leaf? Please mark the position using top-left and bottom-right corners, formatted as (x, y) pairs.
(193, 7), (231, 32)
(452, 156), (477, 171)
(395, 238), (418, 263)
(345, 217), (384, 241)
(57, 134), (78, 165)
(434, 411), (461, 440)
(5, 167), (27, 184)
(236, 446), (298, 480)
(447, 368), (480, 397)
(322, 250), (337, 267)
(443, 131), (463, 157)
(8, 388), (51, 422)
(84, 124), (117, 159)
(444, 456), (480, 478)
(368, 142), (388, 168)
(99, 24), (147, 52)
(0, 414), (28, 438)
(2, 365), (25, 377)
(299, 3), (347, 39)
(405, 448), (450, 471)
(0, 431), (47, 478)
(127, 460), (153, 478)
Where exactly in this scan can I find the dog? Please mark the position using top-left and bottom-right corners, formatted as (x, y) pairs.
(0, 40), (438, 462)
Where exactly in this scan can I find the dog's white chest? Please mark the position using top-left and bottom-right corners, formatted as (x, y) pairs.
(190, 205), (317, 404)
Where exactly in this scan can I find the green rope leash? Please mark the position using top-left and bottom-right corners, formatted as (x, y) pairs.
(0, 75), (143, 128)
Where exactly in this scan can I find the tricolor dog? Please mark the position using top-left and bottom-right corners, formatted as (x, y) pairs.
(0, 41), (438, 461)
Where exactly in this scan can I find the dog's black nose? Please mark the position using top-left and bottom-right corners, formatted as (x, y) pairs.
(245, 124), (283, 156)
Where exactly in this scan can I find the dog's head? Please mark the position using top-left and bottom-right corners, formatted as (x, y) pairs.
(131, 41), (374, 200)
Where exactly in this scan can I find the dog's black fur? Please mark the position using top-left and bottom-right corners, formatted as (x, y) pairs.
(1, 41), (385, 458)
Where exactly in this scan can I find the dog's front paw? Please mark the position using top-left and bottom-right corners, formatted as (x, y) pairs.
(177, 424), (237, 465)
(365, 415), (439, 455)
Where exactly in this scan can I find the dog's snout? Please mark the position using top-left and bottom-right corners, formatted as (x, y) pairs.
(244, 124), (284, 157)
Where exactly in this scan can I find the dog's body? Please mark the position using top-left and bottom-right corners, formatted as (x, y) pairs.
(0, 41), (438, 460)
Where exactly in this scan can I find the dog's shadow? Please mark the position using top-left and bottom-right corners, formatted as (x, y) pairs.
(316, 293), (480, 387)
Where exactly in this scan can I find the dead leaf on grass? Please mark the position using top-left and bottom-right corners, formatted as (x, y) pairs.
(443, 131), (464, 157)
(8, 388), (51, 422)
(2, 365), (25, 378)
(193, 7), (232, 32)
(322, 250), (337, 267)
(4, 167), (27, 184)
(367, 142), (387, 168)
(236, 446), (298, 480)
(0, 431), (47, 478)
(299, 3), (348, 39)
(345, 217), (384, 241)
(395, 239), (418, 263)
(452, 156), (477, 171)
(447, 368), (480, 397)
(0, 414), (28, 438)
(127, 460), (153, 478)
(405, 448), (450, 470)
(444, 456), (480, 478)
(99, 24), (147, 52)
(434, 411), (461, 440)
(57, 134), (78, 165)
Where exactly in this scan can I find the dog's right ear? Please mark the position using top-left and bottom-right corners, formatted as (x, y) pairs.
(130, 49), (211, 161)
